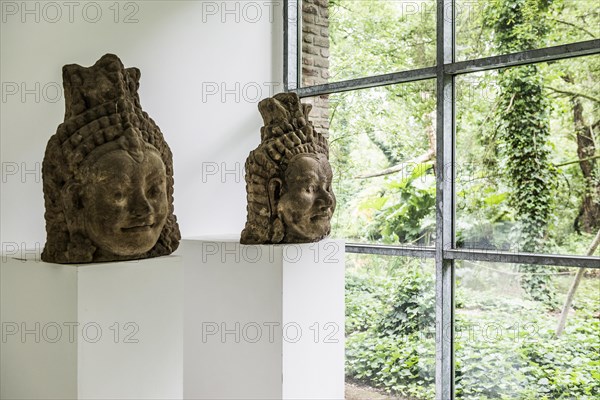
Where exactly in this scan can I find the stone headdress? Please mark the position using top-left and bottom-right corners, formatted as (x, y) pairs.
(41, 54), (180, 263)
(240, 92), (330, 244)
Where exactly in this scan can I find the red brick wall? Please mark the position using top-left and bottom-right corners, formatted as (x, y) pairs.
(301, 0), (330, 134)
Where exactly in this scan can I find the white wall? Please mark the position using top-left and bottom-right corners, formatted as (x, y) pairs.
(0, 0), (283, 250)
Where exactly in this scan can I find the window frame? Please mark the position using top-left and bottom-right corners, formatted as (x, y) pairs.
(283, 1), (600, 398)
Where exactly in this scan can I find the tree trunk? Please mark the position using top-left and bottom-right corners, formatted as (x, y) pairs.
(572, 98), (600, 233)
(560, 74), (600, 233)
(555, 228), (600, 337)
(365, 128), (401, 166)
(357, 111), (436, 179)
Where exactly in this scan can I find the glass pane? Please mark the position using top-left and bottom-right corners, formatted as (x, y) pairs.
(456, 0), (600, 61)
(304, 79), (437, 247)
(301, 0), (436, 87)
(456, 55), (600, 256)
(456, 261), (600, 399)
(346, 254), (435, 399)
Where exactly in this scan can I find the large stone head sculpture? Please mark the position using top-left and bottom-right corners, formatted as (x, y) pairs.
(41, 54), (180, 263)
(241, 93), (336, 244)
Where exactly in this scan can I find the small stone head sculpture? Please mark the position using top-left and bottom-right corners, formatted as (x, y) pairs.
(241, 93), (336, 244)
(41, 54), (180, 263)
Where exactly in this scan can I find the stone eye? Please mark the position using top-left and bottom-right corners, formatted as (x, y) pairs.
(147, 185), (162, 198)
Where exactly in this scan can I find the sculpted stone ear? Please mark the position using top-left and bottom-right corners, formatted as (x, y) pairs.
(62, 182), (84, 232)
(268, 177), (285, 243)
(267, 177), (282, 217)
(267, 177), (285, 243)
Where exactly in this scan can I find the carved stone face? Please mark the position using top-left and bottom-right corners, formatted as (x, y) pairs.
(81, 148), (168, 257)
(277, 154), (336, 242)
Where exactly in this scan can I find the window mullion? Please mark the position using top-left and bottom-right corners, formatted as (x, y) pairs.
(435, 1), (455, 399)
(447, 39), (600, 75)
(284, 0), (299, 91)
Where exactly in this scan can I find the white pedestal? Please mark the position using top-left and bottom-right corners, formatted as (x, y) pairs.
(77, 256), (183, 399)
(1, 238), (344, 399)
(1, 255), (182, 400)
(1, 255), (78, 400)
(181, 238), (345, 400)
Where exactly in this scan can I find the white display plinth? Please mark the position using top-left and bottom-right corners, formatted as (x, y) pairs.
(1, 238), (344, 400)
(181, 238), (345, 400)
(1, 255), (182, 400)
(1, 255), (78, 400)
(77, 256), (183, 399)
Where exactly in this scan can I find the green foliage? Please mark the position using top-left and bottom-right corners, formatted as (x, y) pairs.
(346, 331), (436, 399)
(345, 258), (600, 399)
(328, 81), (437, 245)
(345, 258), (436, 398)
(379, 267), (436, 336)
(491, 0), (560, 304)
(345, 273), (391, 335)
(520, 327), (600, 398)
(491, 0), (554, 53)
(455, 312), (600, 399)
(329, 0), (435, 81)
(327, 1), (437, 245)
(330, 0), (600, 398)
(496, 64), (557, 253)
(328, 0), (598, 255)
(364, 164), (436, 245)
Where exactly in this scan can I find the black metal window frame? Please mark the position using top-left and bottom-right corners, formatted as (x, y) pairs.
(283, 1), (600, 398)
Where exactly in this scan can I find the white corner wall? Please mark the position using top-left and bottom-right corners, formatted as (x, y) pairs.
(0, 0), (283, 249)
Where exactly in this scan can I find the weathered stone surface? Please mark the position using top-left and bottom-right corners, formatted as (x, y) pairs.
(41, 54), (180, 263)
(240, 93), (336, 244)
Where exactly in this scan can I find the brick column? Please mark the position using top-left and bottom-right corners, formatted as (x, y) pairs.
(301, 0), (330, 134)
